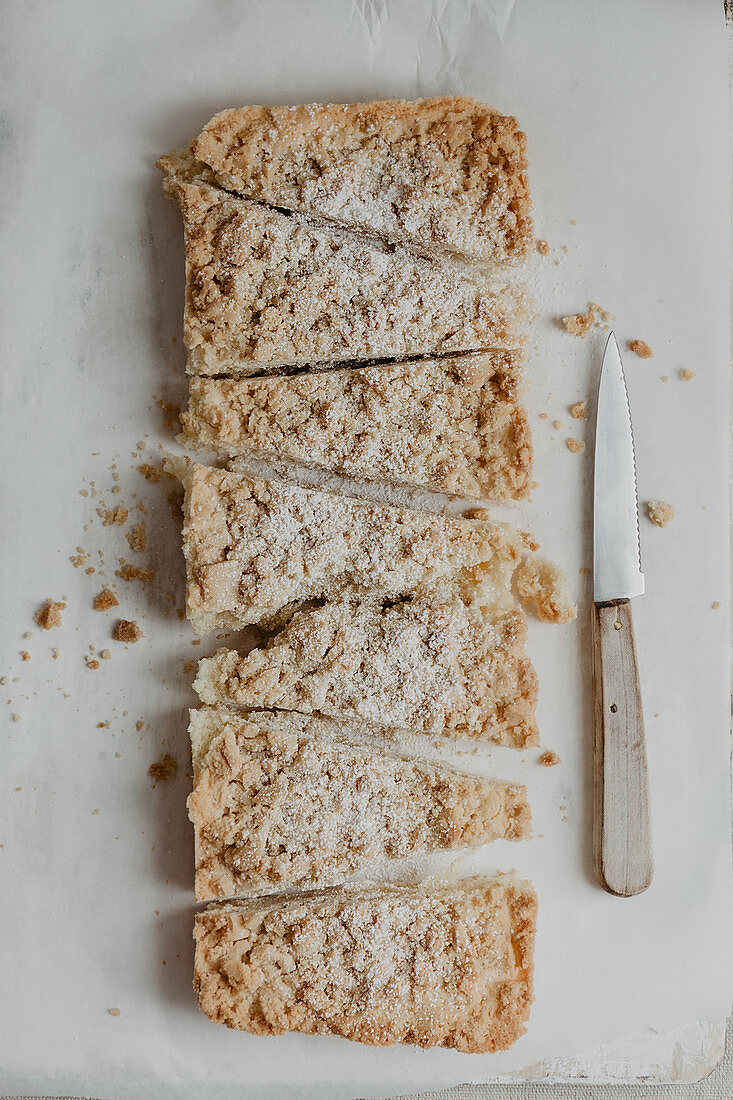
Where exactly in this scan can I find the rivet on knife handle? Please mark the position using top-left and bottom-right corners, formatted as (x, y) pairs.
(592, 599), (653, 895)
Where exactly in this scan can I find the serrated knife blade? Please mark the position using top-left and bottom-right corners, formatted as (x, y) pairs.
(593, 333), (645, 602)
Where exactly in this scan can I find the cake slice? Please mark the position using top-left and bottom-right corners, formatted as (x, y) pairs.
(194, 597), (538, 747)
(188, 707), (531, 901)
(181, 351), (533, 501)
(170, 97), (532, 265)
(162, 174), (524, 376)
(194, 875), (537, 1051)
(181, 463), (523, 634)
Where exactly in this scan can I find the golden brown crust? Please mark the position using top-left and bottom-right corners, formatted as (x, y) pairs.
(184, 97), (532, 264)
(163, 175), (525, 375)
(181, 463), (523, 634)
(181, 351), (533, 501)
(193, 876), (537, 1051)
(194, 598), (538, 747)
(188, 707), (531, 900)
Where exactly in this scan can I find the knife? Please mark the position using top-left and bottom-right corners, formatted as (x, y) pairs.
(592, 332), (653, 897)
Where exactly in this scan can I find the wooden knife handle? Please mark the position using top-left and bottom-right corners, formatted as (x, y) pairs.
(592, 599), (653, 896)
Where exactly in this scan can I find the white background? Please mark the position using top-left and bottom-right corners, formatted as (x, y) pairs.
(0, 1), (730, 1097)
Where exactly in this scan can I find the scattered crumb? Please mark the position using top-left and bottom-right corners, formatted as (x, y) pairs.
(94, 588), (119, 612)
(35, 600), (66, 630)
(647, 500), (674, 528)
(538, 412), (548, 420)
(92, 808), (100, 815)
(23, 631), (32, 640)
(156, 399), (181, 434)
(20, 651), (30, 662)
(579, 567), (589, 576)
(70, 549), (88, 568)
(12, 713), (21, 723)
(86, 659), (100, 670)
(679, 369), (696, 381)
(183, 660), (196, 675)
(539, 750), (561, 767)
(136, 719), (145, 731)
(109, 1008), (121, 1017)
(569, 401), (587, 419)
(553, 419), (563, 430)
(712, 601), (721, 610)
(98, 505), (129, 526)
(0, 677), (8, 685)
(85, 566), (95, 575)
(114, 620), (143, 643)
(116, 563), (154, 583)
(149, 754), (178, 782)
(518, 530), (540, 553)
(126, 523), (147, 553)
(51, 648), (59, 659)
(137, 463), (165, 482)
(97, 721), (110, 729)
(561, 302), (615, 337)
(536, 239), (549, 256)
(565, 438), (586, 454)
(627, 339), (653, 359)
(515, 556), (578, 624)
(100, 649), (112, 660)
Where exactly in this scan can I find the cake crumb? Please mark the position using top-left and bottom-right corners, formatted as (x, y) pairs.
(679, 369), (696, 381)
(579, 567), (589, 576)
(553, 419), (563, 430)
(137, 463), (165, 482)
(536, 239), (549, 256)
(538, 412), (548, 419)
(94, 588), (119, 611)
(136, 719), (145, 731)
(569, 401), (587, 419)
(23, 631), (32, 639)
(628, 339), (653, 359)
(561, 306), (595, 337)
(12, 713), (21, 723)
(516, 556), (578, 624)
(712, 601), (721, 610)
(661, 375), (669, 382)
(100, 649), (112, 660)
(183, 660), (196, 675)
(539, 750), (561, 767)
(126, 523), (147, 553)
(0, 677), (8, 685)
(20, 651), (30, 662)
(86, 659), (100, 670)
(108, 1008), (121, 1017)
(647, 500), (674, 527)
(99, 505), (129, 526)
(114, 620), (143, 643)
(97, 721), (110, 729)
(51, 648), (59, 659)
(565, 438), (586, 453)
(149, 754), (178, 781)
(116, 563), (154, 582)
(35, 600), (66, 630)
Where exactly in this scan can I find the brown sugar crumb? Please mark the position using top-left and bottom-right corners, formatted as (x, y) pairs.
(519, 530), (540, 553)
(116, 563), (154, 582)
(536, 239), (549, 256)
(86, 659), (100, 670)
(20, 651), (30, 662)
(98, 505), (129, 526)
(137, 463), (165, 482)
(114, 619), (143, 643)
(679, 369), (696, 382)
(569, 401), (587, 419)
(126, 523), (147, 553)
(627, 339), (653, 359)
(539, 750), (561, 767)
(94, 588), (119, 612)
(35, 600), (66, 630)
(647, 500), (674, 528)
(136, 719), (145, 731)
(565, 438), (586, 453)
(149, 753), (178, 782)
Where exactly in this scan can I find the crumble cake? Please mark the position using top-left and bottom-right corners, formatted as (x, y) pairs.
(172, 97), (532, 265)
(181, 463), (523, 634)
(188, 707), (531, 900)
(161, 173), (524, 376)
(193, 875), (537, 1051)
(194, 597), (538, 747)
(181, 350), (533, 501)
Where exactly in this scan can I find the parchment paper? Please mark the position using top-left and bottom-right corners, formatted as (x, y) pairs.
(0, 1), (730, 1097)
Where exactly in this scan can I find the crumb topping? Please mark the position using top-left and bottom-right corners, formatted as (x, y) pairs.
(647, 500), (674, 527)
(114, 619), (143, 643)
(569, 401), (587, 419)
(627, 339), (653, 359)
(515, 557), (577, 625)
(35, 600), (66, 630)
(538, 750), (561, 767)
(94, 588), (119, 611)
